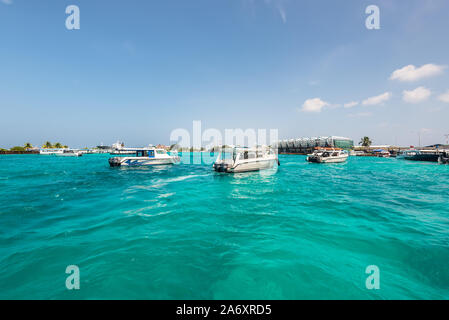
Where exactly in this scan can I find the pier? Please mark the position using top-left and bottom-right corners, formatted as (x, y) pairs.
(276, 136), (354, 155)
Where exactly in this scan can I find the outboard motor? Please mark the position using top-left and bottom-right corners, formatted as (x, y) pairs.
(109, 157), (122, 167)
(213, 163), (230, 172)
(439, 152), (449, 164)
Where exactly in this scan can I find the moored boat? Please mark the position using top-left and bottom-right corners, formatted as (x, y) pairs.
(56, 149), (83, 157)
(213, 146), (279, 173)
(306, 148), (348, 163)
(108, 148), (180, 167)
(399, 149), (440, 162)
(39, 148), (64, 155)
(373, 149), (391, 158)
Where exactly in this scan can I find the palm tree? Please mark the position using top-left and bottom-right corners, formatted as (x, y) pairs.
(63, 145), (68, 149)
(24, 142), (33, 150)
(43, 141), (53, 149)
(54, 142), (63, 148)
(359, 136), (372, 147)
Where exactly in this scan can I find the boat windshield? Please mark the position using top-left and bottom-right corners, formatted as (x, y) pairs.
(136, 150), (149, 157)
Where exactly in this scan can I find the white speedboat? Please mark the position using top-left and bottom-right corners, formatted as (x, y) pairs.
(306, 148), (348, 163)
(213, 146), (279, 173)
(108, 148), (180, 167)
(40, 148), (64, 155)
(56, 149), (83, 157)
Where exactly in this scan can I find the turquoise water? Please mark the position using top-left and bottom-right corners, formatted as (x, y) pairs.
(0, 153), (449, 299)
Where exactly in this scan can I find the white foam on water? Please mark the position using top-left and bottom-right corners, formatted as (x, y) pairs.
(158, 192), (175, 198)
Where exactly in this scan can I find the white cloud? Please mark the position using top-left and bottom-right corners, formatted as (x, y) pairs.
(343, 101), (359, 108)
(301, 98), (329, 113)
(277, 6), (286, 23)
(1, 0), (13, 4)
(259, 0), (287, 23)
(390, 64), (446, 82)
(402, 86), (431, 103)
(438, 89), (449, 103)
(362, 92), (392, 106)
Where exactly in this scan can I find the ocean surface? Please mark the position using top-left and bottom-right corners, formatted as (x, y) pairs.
(0, 153), (448, 299)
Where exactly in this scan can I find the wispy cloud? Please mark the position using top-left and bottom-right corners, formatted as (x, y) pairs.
(301, 98), (329, 113)
(277, 5), (286, 23)
(402, 86), (431, 103)
(390, 64), (446, 82)
(247, 0), (287, 24)
(1, 0), (13, 5)
(362, 92), (392, 106)
(343, 101), (359, 108)
(438, 89), (449, 103)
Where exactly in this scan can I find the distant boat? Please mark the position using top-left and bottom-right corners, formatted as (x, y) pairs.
(373, 149), (390, 158)
(109, 147), (180, 167)
(213, 146), (279, 173)
(354, 150), (366, 156)
(399, 149), (440, 162)
(110, 140), (135, 155)
(306, 148), (348, 163)
(39, 148), (64, 155)
(56, 149), (83, 157)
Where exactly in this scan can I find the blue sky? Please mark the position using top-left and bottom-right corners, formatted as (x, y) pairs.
(1, 0), (449, 148)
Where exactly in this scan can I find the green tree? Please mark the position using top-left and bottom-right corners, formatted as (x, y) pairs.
(10, 146), (26, 152)
(54, 142), (63, 148)
(63, 145), (68, 149)
(43, 141), (53, 149)
(24, 142), (33, 149)
(359, 136), (372, 147)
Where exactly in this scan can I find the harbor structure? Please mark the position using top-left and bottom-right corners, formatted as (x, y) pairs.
(275, 136), (354, 154)
(354, 144), (449, 157)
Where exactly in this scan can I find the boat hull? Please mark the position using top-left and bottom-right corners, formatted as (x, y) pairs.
(56, 153), (82, 157)
(403, 154), (439, 162)
(40, 151), (64, 155)
(307, 155), (348, 163)
(109, 156), (179, 167)
(213, 159), (277, 173)
(231, 159), (276, 173)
